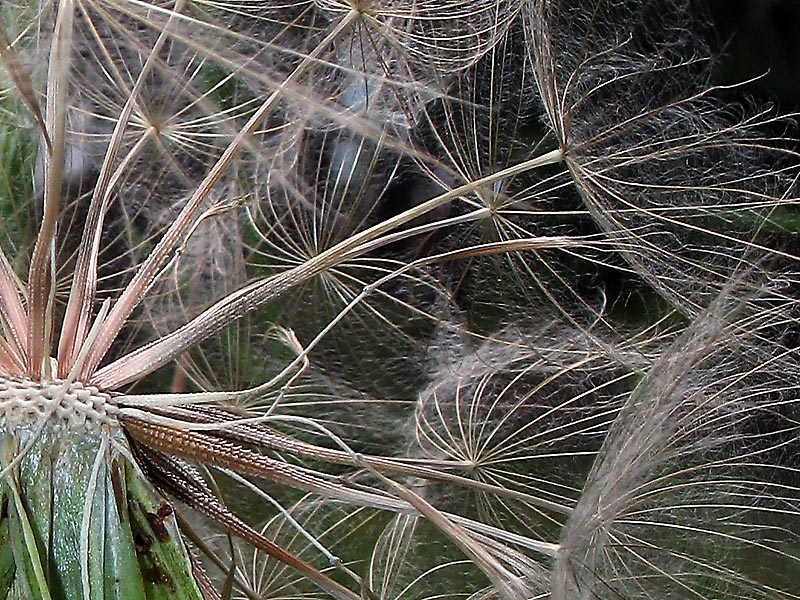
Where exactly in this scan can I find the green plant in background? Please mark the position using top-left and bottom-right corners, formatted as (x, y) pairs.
(0, 1), (797, 599)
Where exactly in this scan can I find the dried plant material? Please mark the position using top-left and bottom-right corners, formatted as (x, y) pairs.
(0, 1), (796, 598)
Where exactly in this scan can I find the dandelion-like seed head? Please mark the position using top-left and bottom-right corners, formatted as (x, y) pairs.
(0, 0), (796, 599)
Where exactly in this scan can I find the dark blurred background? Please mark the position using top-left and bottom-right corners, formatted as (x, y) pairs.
(705, 0), (800, 110)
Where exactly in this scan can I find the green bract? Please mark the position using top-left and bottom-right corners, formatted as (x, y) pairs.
(0, 395), (201, 599)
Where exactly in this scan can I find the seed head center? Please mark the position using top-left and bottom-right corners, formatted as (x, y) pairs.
(0, 377), (119, 432)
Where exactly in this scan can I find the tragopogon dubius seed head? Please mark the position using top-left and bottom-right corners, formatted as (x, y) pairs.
(0, 1), (797, 599)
